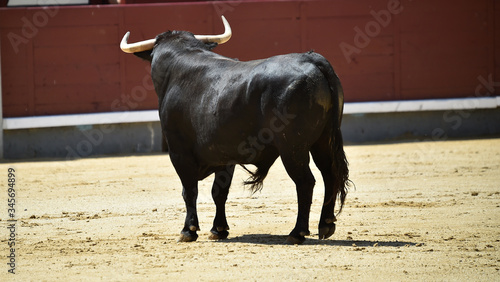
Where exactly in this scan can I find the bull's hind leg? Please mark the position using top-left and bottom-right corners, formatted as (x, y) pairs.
(280, 150), (316, 245)
(178, 177), (200, 242)
(311, 137), (337, 239)
(169, 152), (201, 242)
(209, 165), (235, 240)
(178, 178), (200, 242)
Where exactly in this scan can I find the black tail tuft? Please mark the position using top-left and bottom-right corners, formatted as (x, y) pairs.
(331, 127), (351, 214)
(241, 165), (270, 194)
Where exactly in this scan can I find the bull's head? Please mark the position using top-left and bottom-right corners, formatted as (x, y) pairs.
(120, 16), (232, 54)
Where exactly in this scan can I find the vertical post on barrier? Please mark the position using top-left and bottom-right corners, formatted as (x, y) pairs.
(0, 35), (3, 159)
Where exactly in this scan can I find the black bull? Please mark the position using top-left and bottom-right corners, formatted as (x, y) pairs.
(133, 30), (350, 244)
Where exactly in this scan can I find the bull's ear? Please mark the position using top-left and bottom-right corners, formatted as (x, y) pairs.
(205, 42), (218, 51)
(133, 50), (153, 62)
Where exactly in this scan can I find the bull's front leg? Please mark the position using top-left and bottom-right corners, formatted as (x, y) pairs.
(178, 179), (200, 242)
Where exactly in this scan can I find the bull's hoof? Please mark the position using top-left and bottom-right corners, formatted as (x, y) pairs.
(318, 222), (336, 240)
(208, 229), (229, 240)
(285, 228), (309, 244)
(178, 230), (198, 242)
(285, 235), (306, 245)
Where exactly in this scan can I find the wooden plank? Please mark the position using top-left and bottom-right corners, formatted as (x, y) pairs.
(342, 73), (394, 102)
(213, 1), (300, 21)
(0, 27), (28, 66)
(34, 102), (120, 116)
(299, 2), (307, 52)
(486, 0), (495, 82)
(34, 63), (120, 86)
(400, 84), (487, 100)
(2, 85), (30, 106)
(494, 0), (500, 94)
(305, 0), (393, 18)
(0, 13), (34, 115)
(399, 0), (492, 99)
(33, 84), (142, 115)
(306, 17), (392, 54)
(400, 0), (489, 33)
(400, 31), (491, 99)
(122, 3), (212, 27)
(34, 25), (119, 47)
(334, 54), (394, 77)
(392, 7), (401, 100)
(118, 6), (127, 115)
(1, 25), (31, 117)
(312, 34), (394, 69)
(1, 6), (117, 30)
(306, 17), (394, 68)
(26, 24), (35, 116)
(34, 45), (120, 66)
(35, 84), (121, 106)
(3, 105), (30, 118)
(305, 14), (395, 101)
(123, 55), (151, 85)
(117, 81), (158, 111)
(0, 9), (27, 28)
(39, 5), (120, 27)
(222, 18), (301, 61)
(1, 66), (28, 87)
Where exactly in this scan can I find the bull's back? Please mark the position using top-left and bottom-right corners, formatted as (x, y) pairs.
(246, 54), (333, 138)
(161, 53), (334, 165)
(249, 54), (332, 113)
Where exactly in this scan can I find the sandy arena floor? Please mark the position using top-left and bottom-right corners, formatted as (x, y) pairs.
(1, 138), (499, 281)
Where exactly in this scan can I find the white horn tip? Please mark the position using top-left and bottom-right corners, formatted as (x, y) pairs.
(120, 31), (134, 53)
(194, 15), (232, 44)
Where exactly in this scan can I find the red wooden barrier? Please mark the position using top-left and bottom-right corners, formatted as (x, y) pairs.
(0, 0), (498, 117)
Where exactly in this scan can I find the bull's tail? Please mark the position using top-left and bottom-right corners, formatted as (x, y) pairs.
(242, 164), (269, 194)
(331, 73), (350, 214)
(310, 52), (350, 214)
(331, 114), (349, 214)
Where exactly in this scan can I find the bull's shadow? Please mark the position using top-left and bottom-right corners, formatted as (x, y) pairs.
(217, 234), (418, 247)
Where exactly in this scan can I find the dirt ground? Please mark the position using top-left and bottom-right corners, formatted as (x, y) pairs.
(1, 138), (499, 281)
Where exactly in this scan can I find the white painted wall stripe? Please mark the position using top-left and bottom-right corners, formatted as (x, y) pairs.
(3, 96), (499, 130)
(343, 96), (500, 114)
(3, 110), (159, 130)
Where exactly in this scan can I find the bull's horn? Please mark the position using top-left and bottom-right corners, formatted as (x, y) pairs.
(194, 16), (232, 44)
(120, 16), (231, 54)
(120, 32), (155, 53)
